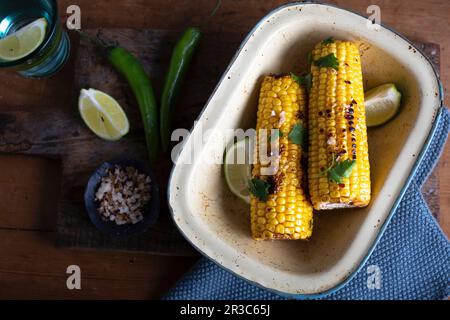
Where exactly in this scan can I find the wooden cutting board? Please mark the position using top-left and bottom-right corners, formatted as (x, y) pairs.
(0, 29), (441, 256)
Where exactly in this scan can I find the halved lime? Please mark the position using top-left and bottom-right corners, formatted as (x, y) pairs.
(224, 139), (252, 204)
(79, 88), (130, 141)
(365, 83), (402, 127)
(0, 18), (47, 61)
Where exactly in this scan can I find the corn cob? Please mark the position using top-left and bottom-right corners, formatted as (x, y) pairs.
(308, 40), (371, 210)
(250, 74), (313, 240)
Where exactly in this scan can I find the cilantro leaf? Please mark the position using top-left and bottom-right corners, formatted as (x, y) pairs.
(248, 178), (271, 201)
(307, 51), (313, 64)
(301, 73), (312, 91)
(288, 123), (307, 150)
(328, 159), (356, 183)
(319, 156), (336, 176)
(314, 53), (339, 70)
(290, 72), (302, 85)
(290, 72), (312, 91)
(322, 37), (335, 44)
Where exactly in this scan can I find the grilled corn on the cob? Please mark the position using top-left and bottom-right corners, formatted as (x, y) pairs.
(250, 75), (313, 240)
(308, 40), (371, 210)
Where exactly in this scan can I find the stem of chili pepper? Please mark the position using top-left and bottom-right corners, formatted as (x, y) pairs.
(76, 30), (159, 165)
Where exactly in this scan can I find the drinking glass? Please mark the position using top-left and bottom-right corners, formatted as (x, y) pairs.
(0, 0), (70, 78)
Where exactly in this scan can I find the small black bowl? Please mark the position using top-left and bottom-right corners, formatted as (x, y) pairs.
(84, 158), (160, 237)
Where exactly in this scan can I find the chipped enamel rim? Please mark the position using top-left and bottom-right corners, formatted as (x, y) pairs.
(167, 2), (444, 298)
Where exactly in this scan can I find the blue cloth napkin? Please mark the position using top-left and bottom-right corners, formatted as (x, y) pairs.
(166, 107), (450, 300)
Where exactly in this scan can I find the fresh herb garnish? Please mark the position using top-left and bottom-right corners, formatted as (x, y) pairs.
(314, 53), (339, 70)
(307, 51), (313, 64)
(322, 37), (335, 44)
(288, 123), (307, 150)
(290, 72), (302, 85)
(319, 156), (336, 176)
(328, 159), (356, 183)
(301, 73), (312, 91)
(290, 72), (312, 91)
(248, 178), (271, 201)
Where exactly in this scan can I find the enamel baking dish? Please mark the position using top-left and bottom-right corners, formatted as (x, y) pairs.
(168, 2), (443, 297)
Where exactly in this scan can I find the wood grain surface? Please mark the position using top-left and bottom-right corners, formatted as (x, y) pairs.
(0, 0), (448, 299)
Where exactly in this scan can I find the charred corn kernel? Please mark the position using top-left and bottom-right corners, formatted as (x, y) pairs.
(250, 74), (313, 240)
(308, 40), (371, 210)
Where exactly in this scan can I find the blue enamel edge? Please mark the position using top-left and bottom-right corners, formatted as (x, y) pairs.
(166, 1), (445, 299)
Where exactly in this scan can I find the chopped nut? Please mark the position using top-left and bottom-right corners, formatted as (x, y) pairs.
(94, 165), (151, 226)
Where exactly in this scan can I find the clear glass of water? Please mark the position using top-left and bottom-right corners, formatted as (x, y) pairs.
(0, 0), (70, 78)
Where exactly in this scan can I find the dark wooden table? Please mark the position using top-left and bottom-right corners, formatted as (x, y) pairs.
(0, 0), (448, 299)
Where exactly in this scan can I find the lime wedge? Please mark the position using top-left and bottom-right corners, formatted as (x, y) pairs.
(78, 88), (130, 141)
(365, 83), (402, 127)
(0, 18), (47, 61)
(224, 139), (252, 204)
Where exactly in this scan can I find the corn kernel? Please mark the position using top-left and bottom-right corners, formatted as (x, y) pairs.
(275, 224), (285, 234)
(276, 214), (286, 223)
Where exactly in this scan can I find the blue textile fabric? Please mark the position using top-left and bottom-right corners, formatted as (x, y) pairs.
(166, 108), (450, 300)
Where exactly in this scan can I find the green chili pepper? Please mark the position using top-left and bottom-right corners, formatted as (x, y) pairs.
(107, 47), (159, 164)
(160, 27), (201, 151)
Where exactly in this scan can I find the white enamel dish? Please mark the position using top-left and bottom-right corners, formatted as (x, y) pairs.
(168, 2), (443, 297)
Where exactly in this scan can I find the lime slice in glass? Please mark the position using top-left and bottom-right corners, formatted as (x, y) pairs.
(0, 18), (48, 61)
